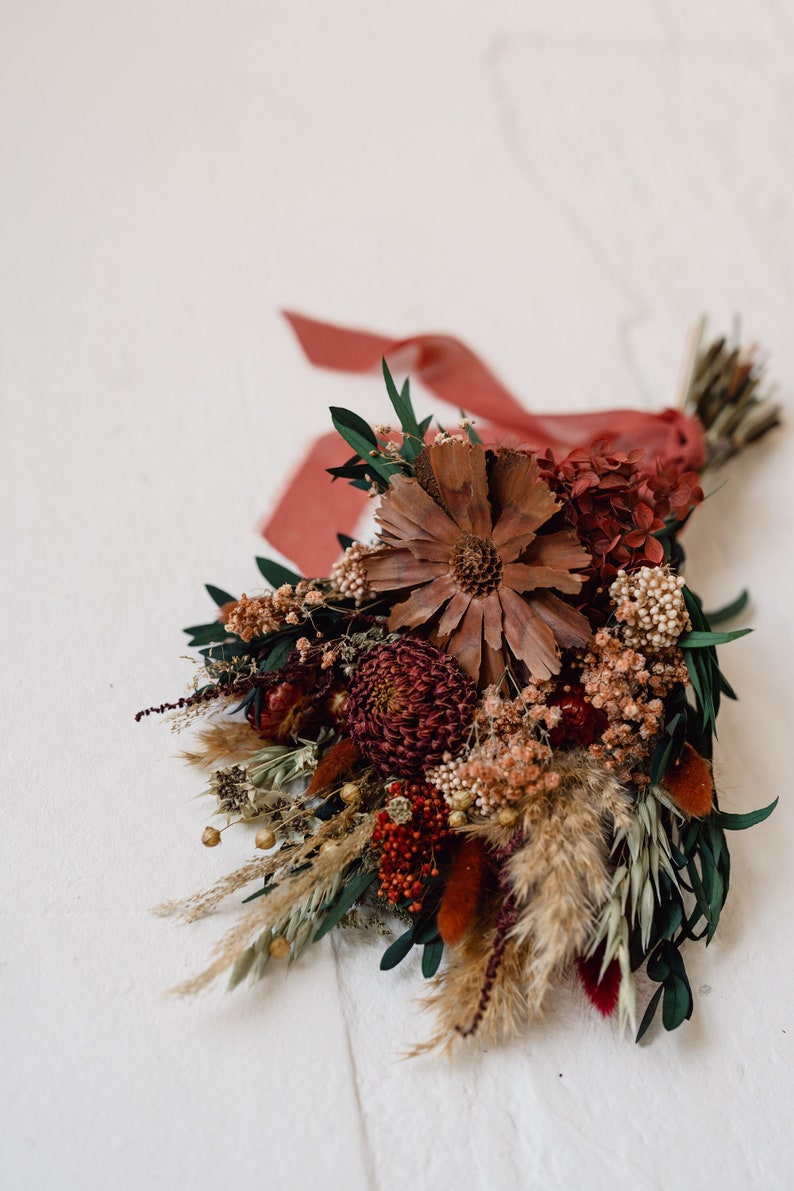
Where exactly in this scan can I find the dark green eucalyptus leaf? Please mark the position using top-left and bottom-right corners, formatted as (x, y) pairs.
(717, 667), (738, 700)
(337, 533), (356, 551)
(313, 869), (376, 941)
(651, 736), (675, 787)
(680, 628), (752, 648)
(258, 633), (299, 673)
(382, 359), (422, 439)
(636, 985), (664, 1043)
(255, 557), (302, 588)
(184, 623), (233, 647)
(330, 407), (399, 487)
(379, 927), (416, 971)
(421, 939), (444, 979)
(657, 899), (683, 940)
(712, 797), (778, 831)
(706, 589), (750, 625)
(662, 973), (693, 1031)
(206, 583), (237, 607)
(412, 917), (442, 946)
(646, 943), (671, 983)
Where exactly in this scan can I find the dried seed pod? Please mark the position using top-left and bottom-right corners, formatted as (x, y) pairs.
(254, 828), (277, 851)
(268, 936), (291, 959)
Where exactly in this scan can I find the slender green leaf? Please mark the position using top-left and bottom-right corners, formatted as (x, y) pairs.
(662, 973), (693, 1031)
(636, 984), (664, 1043)
(712, 797), (778, 831)
(330, 407), (399, 487)
(421, 939), (444, 978)
(680, 629), (752, 648)
(255, 557), (302, 588)
(258, 633), (297, 673)
(379, 927), (415, 971)
(657, 899), (683, 940)
(313, 869), (377, 941)
(382, 360), (422, 438)
(184, 622), (233, 647)
(706, 590), (750, 625)
(646, 944), (671, 983)
(206, 583), (236, 606)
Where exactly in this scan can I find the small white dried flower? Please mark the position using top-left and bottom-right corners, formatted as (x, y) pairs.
(610, 566), (691, 650)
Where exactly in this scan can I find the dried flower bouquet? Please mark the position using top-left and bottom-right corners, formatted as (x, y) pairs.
(142, 320), (779, 1049)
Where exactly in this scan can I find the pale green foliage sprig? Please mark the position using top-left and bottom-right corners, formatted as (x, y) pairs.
(587, 786), (681, 1034)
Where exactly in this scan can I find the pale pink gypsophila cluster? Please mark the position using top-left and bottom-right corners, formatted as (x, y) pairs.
(428, 687), (561, 818)
(580, 627), (689, 782)
(224, 582), (324, 643)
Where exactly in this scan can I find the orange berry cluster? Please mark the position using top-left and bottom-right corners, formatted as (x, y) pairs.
(372, 780), (451, 913)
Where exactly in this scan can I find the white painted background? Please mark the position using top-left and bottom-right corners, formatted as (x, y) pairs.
(2, 2), (792, 1188)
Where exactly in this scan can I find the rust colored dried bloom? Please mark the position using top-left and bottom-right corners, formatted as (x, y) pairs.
(540, 441), (690, 600)
(344, 637), (476, 776)
(663, 743), (714, 817)
(365, 441), (591, 685)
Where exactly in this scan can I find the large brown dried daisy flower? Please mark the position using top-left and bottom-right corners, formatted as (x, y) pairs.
(364, 441), (591, 685)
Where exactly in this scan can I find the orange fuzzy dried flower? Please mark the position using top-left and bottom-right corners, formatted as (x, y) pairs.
(663, 743), (714, 818)
(437, 837), (490, 946)
(305, 738), (361, 797)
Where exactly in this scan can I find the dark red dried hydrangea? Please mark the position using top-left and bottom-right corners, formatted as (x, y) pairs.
(372, 779), (451, 911)
(540, 440), (704, 590)
(540, 441), (665, 583)
(344, 637), (476, 776)
(548, 682), (608, 748)
(640, 462), (704, 523)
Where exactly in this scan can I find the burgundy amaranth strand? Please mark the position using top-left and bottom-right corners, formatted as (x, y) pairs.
(457, 832), (524, 1039)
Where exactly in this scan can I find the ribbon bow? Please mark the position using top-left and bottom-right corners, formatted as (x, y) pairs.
(263, 311), (705, 576)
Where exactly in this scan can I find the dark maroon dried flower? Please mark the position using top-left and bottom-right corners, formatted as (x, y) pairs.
(548, 682), (608, 749)
(344, 637), (476, 776)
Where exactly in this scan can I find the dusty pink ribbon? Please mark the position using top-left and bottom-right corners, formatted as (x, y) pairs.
(262, 311), (706, 576)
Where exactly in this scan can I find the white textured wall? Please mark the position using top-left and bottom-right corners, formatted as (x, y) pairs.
(2, 2), (792, 1188)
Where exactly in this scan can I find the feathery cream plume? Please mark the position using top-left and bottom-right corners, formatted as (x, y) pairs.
(179, 721), (264, 769)
(168, 814), (376, 996)
(154, 805), (364, 924)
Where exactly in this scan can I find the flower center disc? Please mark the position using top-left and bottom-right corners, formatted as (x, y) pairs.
(450, 534), (503, 597)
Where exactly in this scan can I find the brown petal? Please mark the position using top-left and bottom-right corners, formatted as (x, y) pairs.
(482, 592), (503, 653)
(366, 549), (447, 589)
(499, 586), (560, 680)
(530, 591), (591, 647)
(523, 530), (591, 573)
(480, 642), (507, 687)
(388, 573), (456, 630)
(377, 474), (460, 546)
(502, 562), (582, 595)
(435, 588), (471, 639)
(489, 452), (560, 558)
(428, 441), (492, 537)
(445, 598), (484, 681)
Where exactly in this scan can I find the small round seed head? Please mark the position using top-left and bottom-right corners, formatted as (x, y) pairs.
(254, 828), (277, 851)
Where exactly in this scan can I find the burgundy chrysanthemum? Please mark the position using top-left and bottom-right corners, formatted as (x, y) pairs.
(344, 638), (476, 776)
